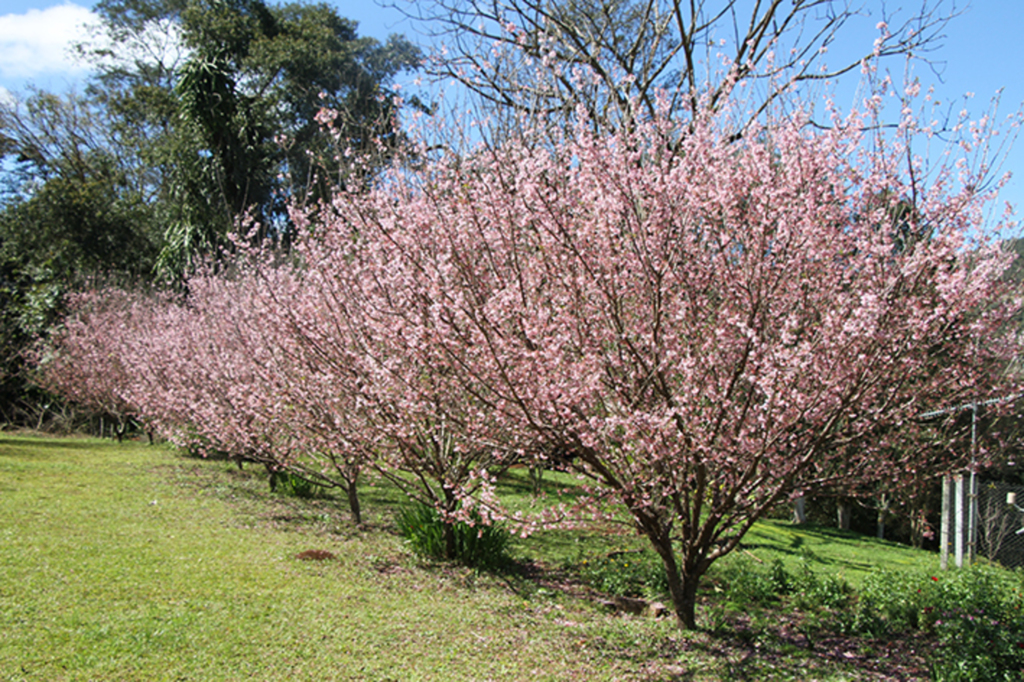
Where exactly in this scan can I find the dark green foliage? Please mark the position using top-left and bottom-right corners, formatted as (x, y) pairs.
(783, 558), (852, 614)
(80, 0), (423, 279)
(800, 571), (852, 612)
(396, 503), (511, 570)
(925, 566), (1024, 682)
(706, 557), (1024, 680)
(0, 89), (163, 423)
(0, 88), (163, 277)
(812, 564), (1024, 681)
(271, 471), (326, 499)
(847, 568), (931, 636)
(2, 171), (159, 280)
(713, 557), (797, 607)
(671, 552), (1023, 679)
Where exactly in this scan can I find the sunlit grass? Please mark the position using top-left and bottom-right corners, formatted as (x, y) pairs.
(499, 465), (938, 589)
(0, 435), (623, 680)
(0, 433), (955, 680)
(733, 518), (938, 587)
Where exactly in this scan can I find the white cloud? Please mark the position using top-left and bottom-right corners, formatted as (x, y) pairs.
(0, 85), (14, 106)
(0, 3), (96, 79)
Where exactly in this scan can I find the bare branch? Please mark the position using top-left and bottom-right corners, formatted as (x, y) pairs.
(395, 0), (959, 134)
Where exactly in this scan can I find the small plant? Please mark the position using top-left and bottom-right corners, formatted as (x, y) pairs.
(768, 558), (793, 596)
(716, 556), (793, 608)
(815, 574), (852, 610)
(771, 559), (854, 633)
(849, 568), (930, 636)
(396, 503), (511, 570)
(272, 471), (326, 499)
(577, 549), (667, 598)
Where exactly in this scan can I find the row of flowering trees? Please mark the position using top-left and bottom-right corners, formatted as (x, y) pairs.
(37, 88), (1023, 629)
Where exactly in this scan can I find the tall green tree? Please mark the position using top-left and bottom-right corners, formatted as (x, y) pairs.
(82, 0), (423, 278)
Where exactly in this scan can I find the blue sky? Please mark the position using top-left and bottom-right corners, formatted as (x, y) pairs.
(1, 0), (1021, 221)
(0, 1), (418, 90)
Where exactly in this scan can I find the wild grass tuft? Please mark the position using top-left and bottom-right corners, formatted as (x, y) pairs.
(395, 502), (512, 570)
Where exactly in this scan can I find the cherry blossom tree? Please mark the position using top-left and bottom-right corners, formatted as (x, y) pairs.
(33, 290), (143, 440)
(37, 270), (373, 522)
(128, 268), (372, 524)
(283, 220), (531, 552)
(300, 93), (1021, 628)
(406, 0), (956, 134)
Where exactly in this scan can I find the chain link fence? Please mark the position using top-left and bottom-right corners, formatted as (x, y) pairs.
(976, 479), (1024, 569)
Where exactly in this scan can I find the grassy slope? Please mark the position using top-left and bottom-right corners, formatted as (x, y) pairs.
(0, 435), (616, 681)
(0, 434), (946, 681)
(735, 518), (938, 586)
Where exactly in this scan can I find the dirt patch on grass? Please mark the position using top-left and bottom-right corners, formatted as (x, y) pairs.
(295, 549), (336, 561)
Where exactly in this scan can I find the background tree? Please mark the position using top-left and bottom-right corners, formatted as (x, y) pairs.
(78, 0), (423, 279)
(1, 0), (422, 425)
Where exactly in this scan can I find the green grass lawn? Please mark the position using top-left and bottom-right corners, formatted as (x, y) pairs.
(0, 435), (616, 680)
(726, 518), (939, 586)
(0, 433), (954, 680)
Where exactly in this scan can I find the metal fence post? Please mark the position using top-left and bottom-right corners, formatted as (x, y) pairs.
(940, 474), (951, 570)
(955, 474), (965, 569)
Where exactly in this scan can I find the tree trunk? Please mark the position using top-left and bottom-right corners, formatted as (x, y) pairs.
(442, 491), (458, 560)
(877, 494), (889, 540)
(443, 521), (457, 560)
(648, 527), (700, 630)
(792, 496), (807, 524)
(529, 465), (542, 496)
(910, 509), (926, 548)
(837, 500), (852, 530)
(346, 480), (362, 526)
(669, 569), (700, 630)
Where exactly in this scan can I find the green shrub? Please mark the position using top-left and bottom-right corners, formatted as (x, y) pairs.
(926, 566), (1024, 682)
(272, 471), (327, 499)
(850, 568), (931, 636)
(828, 564), (1024, 681)
(396, 503), (511, 570)
(716, 557), (793, 607)
(768, 558), (793, 596)
(809, 572), (852, 610)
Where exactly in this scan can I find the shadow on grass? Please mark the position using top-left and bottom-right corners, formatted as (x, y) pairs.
(736, 520), (920, 576)
(0, 435), (124, 453)
(495, 466), (591, 499)
(169, 455), (409, 538)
